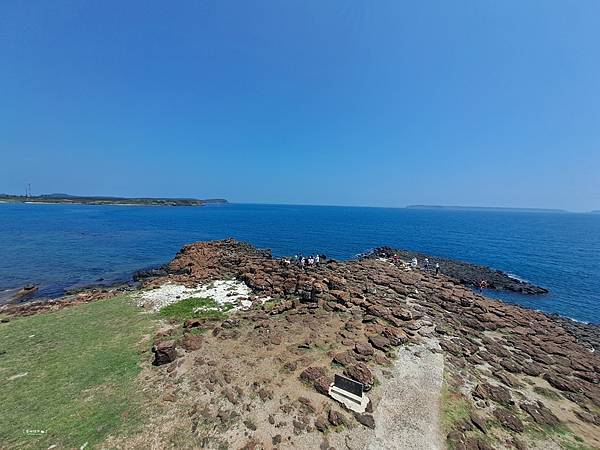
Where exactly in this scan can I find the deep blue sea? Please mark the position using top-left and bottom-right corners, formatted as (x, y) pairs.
(0, 203), (598, 323)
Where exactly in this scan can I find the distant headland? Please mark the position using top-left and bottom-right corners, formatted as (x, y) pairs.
(406, 205), (569, 213)
(0, 193), (228, 207)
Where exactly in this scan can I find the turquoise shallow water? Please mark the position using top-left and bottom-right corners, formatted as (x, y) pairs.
(0, 203), (598, 323)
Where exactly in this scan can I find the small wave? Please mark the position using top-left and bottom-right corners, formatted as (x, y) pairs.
(564, 316), (590, 325)
(507, 272), (528, 283)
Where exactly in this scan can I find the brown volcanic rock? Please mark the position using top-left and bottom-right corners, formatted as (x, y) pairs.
(493, 408), (524, 433)
(355, 342), (375, 356)
(472, 383), (512, 407)
(300, 366), (332, 395)
(344, 363), (374, 390)
(520, 401), (560, 427)
(152, 340), (177, 365)
(368, 335), (391, 351)
(181, 334), (203, 351)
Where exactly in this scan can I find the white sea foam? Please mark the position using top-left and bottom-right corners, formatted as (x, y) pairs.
(507, 272), (528, 283)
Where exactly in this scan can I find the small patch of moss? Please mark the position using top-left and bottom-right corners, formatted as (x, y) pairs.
(186, 327), (207, 336)
(533, 386), (562, 401)
(262, 298), (282, 311)
(441, 382), (471, 432)
(524, 421), (592, 450)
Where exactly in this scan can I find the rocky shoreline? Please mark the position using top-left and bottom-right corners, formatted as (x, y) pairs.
(2, 239), (599, 448)
(145, 239), (599, 448)
(365, 247), (549, 295)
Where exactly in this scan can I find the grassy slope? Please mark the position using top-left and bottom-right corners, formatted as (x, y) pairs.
(0, 296), (156, 449)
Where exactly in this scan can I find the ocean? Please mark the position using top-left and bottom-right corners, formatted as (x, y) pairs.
(0, 203), (598, 323)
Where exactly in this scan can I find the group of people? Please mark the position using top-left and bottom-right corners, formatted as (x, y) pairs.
(281, 253), (327, 268)
(294, 253), (325, 268)
(410, 256), (440, 275)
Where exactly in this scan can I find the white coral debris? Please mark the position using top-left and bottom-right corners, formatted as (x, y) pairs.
(137, 279), (255, 312)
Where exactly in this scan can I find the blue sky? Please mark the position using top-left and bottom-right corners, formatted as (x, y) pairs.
(1, 1), (599, 211)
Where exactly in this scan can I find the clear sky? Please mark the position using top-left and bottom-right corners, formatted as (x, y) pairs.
(1, 1), (599, 211)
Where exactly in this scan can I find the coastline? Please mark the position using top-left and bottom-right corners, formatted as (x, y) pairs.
(0, 194), (228, 207)
(2, 239), (599, 449)
(4, 244), (596, 330)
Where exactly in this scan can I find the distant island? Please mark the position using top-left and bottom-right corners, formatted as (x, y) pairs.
(406, 205), (568, 213)
(0, 193), (228, 207)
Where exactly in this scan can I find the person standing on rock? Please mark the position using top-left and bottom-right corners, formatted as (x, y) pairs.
(315, 254), (320, 265)
(301, 257), (305, 269)
(424, 258), (430, 271)
(435, 262), (440, 276)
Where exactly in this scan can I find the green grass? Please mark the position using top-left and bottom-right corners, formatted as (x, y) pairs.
(441, 382), (471, 432)
(262, 299), (280, 311)
(158, 297), (234, 321)
(533, 386), (562, 401)
(524, 422), (593, 450)
(0, 295), (156, 449)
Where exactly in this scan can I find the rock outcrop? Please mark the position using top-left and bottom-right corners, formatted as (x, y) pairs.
(365, 246), (549, 294)
(3, 239), (599, 449)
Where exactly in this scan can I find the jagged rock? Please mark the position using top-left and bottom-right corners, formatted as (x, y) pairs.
(222, 318), (240, 328)
(520, 401), (560, 427)
(344, 363), (374, 390)
(382, 327), (408, 346)
(332, 351), (355, 367)
(330, 290), (350, 304)
(152, 340), (177, 365)
(298, 396), (316, 413)
(499, 358), (522, 374)
(328, 409), (346, 426)
(493, 408), (524, 432)
(223, 387), (238, 405)
(543, 373), (581, 393)
(328, 276), (347, 290)
(300, 366), (331, 395)
(440, 339), (463, 356)
(314, 416), (328, 432)
(314, 376), (332, 395)
(354, 412), (375, 429)
(391, 307), (413, 321)
(284, 360), (298, 371)
(575, 409), (600, 426)
(464, 436), (494, 450)
(183, 319), (203, 329)
(355, 342), (375, 356)
(472, 382), (512, 406)
(470, 413), (487, 433)
(495, 371), (522, 389)
(446, 431), (466, 449)
(368, 335), (390, 350)
(181, 334), (203, 351)
(162, 392), (176, 402)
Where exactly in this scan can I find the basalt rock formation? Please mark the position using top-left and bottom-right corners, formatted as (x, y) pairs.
(366, 246), (549, 294)
(141, 239), (599, 448)
(3, 239), (599, 448)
